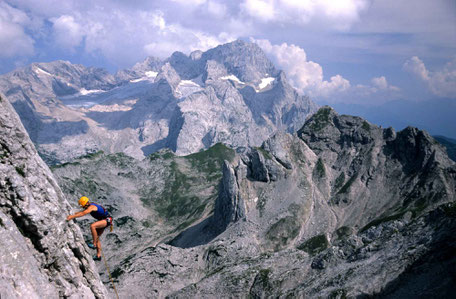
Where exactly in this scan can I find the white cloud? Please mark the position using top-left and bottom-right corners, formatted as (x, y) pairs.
(207, 1), (227, 18)
(371, 76), (400, 91)
(45, 7), (234, 67)
(404, 56), (456, 98)
(254, 38), (350, 97)
(241, 0), (275, 22)
(51, 15), (84, 49)
(254, 38), (403, 103)
(0, 2), (34, 57)
(241, 0), (368, 29)
(171, 0), (207, 5)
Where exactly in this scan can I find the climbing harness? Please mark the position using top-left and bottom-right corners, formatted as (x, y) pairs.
(106, 216), (113, 232)
(101, 247), (120, 299)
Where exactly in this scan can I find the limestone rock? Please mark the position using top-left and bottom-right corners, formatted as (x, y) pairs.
(0, 94), (108, 298)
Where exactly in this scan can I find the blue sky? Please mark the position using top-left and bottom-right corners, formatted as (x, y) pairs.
(1, 0), (455, 106)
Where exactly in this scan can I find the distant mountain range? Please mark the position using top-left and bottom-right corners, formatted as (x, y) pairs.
(326, 98), (456, 140)
(0, 40), (317, 164)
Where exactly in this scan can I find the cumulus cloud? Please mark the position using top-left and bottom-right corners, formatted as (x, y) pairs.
(254, 39), (402, 103)
(241, 0), (276, 22)
(254, 38), (350, 97)
(51, 15), (84, 50)
(371, 76), (400, 92)
(46, 6), (234, 67)
(0, 0), (237, 68)
(404, 56), (456, 98)
(403, 56), (429, 80)
(0, 2), (34, 57)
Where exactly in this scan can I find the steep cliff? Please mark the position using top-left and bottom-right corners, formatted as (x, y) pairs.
(0, 94), (108, 298)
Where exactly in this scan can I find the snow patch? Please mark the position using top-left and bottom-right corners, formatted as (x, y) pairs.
(258, 77), (275, 90)
(34, 67), (52, 76)
(145, 71), (158, 78)
(130, 78), (146, 83)
(80, 88), (104, 95)
(129, 71), (158, 83)
(179, 80), (201, 88)
(220, 75), (244, 84)
(176, 75), (204, 98)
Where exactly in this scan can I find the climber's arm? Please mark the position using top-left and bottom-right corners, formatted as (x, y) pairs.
(66, 205), (96, 221)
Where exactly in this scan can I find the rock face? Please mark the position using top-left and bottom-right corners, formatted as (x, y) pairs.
(0, 95), (108, 298)
(51, 106), (456, 298)
(0, 40), (317, 164)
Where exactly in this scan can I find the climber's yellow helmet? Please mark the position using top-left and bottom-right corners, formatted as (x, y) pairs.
(78, 196), (89, 207)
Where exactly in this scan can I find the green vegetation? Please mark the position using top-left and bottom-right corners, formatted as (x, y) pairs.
(15, 166), (25, 177)
(50, 161), (81, 169)
(149, 150), (174, 161)
(412, 197), (428, 216)
(255, 147), (273, 160)
(266, 216), (301, 250)
(362, 121), (371, 131)
(442, 202), (456, 217)
(142, 145), (234, 229)
(337, 174), (357, 194)
(361, 193), (448, 232)
(80, 150), (104, 159)
(187, 143), (235, 176)
(360, 212), (406, 232)
(107, 152), (133, 168)
(257, 195), (268, 217)
(329, 289), (347, 299)
(334, 173), (345, 190)
(51, 151), (104, 169)
(257, 269), (271, 289)
(151, 160), (202, 220)
(297, 234), (329, 255)
(335, 226), (352, 239)
(310, 107), (332, 131)
(115, 216), (135, 227)
(314, 158), (326, 178)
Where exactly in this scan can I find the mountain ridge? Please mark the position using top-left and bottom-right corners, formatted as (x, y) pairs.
(0, 39), (318, 164)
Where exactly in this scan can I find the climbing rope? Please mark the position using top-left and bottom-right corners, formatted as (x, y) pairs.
(100, 247), (120, 299)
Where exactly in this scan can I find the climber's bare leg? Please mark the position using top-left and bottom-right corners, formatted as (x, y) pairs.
(90, 220), (107, 258)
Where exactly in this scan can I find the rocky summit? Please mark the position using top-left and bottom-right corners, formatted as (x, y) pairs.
(0, 40), (317, 164)
(49, 106), (456, 298)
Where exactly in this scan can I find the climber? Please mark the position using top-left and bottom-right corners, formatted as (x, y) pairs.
(66, 196), (113, 261)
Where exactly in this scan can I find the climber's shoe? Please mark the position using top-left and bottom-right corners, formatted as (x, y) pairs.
(87, 242), (96, 249)
(93, 255), (101, 261)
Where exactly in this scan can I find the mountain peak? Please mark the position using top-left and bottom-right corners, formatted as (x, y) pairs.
(201, 39), (278, 82)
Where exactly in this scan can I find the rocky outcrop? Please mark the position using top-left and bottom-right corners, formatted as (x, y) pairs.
(0, 95), (107, 298)
(213, 161), (246, 231)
